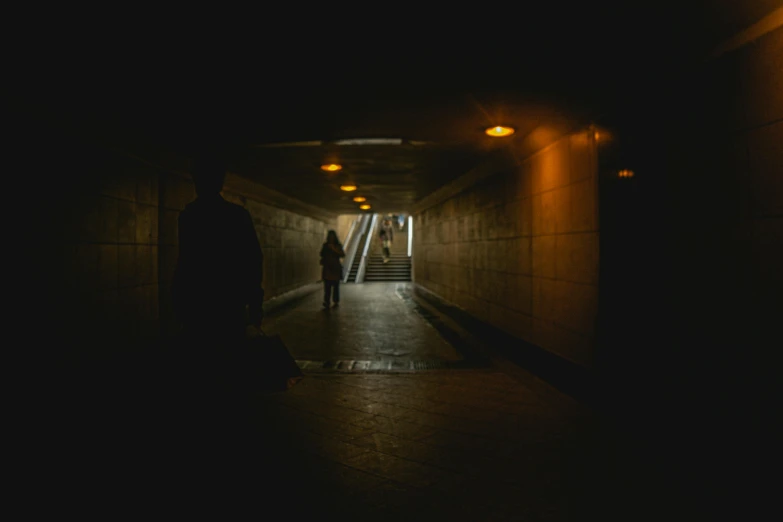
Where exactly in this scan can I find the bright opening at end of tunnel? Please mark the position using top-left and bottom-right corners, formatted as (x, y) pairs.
(334, 138), (403, 145)
(485, 125), (515, 137)
(340, 185), (357, 191)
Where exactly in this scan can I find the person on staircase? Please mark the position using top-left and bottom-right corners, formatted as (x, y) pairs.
(319, 230), (345, 309)
(379, 218), (394, 263)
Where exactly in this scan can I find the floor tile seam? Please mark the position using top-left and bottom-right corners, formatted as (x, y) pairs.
(317, 377), (536, 408)
(317, 372), (540, 399)
(361, 362), (550, 399)
(338, 443), (475, 478)
(269, 420), (562, 464)
(273, 402), (447, 444)
(295, 392), (518, 426)
(316, 449), (465, 492)
(278, 396), (419, 423)
(273, 401), (380, 433)
(349, 435), (544, 474)
(300, 378), (562, 420)
(366, 385), (547, 409)
(286, 390), (523, 426)
(326, 385), (553, 421)
(355, 425), (564, 464)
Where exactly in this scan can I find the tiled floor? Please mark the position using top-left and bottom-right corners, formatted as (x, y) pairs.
(48, 283), (662, 520)
(263, 282), (466, 364)
(226, 282), (615, 521)
(247, 370), (600, 521)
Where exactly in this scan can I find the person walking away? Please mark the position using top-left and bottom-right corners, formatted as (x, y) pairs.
(379, 219), (394, 263)
(320, 230), (345, 309)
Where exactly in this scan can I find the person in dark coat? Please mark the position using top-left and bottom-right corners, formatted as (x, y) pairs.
(319, 230), (345, 309)
(172, 151), (265, 351)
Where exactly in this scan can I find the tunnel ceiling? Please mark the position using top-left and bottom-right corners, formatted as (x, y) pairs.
(9, 2), (776, 215)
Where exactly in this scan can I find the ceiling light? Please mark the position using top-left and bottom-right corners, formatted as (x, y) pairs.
(340, 184), (357, 191)
(485, 125), (515, 137)
(353, 196), (366, 202)
(618, 169), (635, 178)
(321, 164), (342, 172)
(359, 204), (371, 210)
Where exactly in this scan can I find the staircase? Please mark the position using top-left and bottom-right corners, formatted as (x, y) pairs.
(363, 253), (411, 282)
(363, 222), (411, 282)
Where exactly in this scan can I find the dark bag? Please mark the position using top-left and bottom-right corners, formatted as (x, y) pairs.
(226, 331), (304, 393)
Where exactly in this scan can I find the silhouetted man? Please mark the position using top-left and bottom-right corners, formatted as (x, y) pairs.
(172, 152), (264, 352)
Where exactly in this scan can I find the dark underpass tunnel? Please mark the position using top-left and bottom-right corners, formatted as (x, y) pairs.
(10, 4), (783, 520)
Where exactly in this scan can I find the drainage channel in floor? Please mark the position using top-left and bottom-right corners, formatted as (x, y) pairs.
(295, 359), (486, 373)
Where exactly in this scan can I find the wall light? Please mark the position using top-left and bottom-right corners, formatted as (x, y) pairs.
(485, 125), (515, 137)
(321, 164), (342, 172)
(618, 169), (635, 178)
(353, 196), (366, 202)
(340, 184), (357, 191)
(359, 204), (371, 210)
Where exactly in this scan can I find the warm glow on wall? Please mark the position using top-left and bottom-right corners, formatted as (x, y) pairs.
(593, 128), (612, 143)
(485, 125), (515, 137)
(618, 169), (635, 178)
(359, 204), (371, 210)
(340, 184), (357, 191)
(353, 196), (366, 202)
(321, 164), (342, 172)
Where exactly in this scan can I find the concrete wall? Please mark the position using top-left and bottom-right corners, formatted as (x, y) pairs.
(43, 131), (335, 360)
(335, 214), (359, 244)
(413, 128), (598, 368)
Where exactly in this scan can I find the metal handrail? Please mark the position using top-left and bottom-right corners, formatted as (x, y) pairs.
(355, 213), (378, 284)
(343, 216), (358, 251)
(341, 215), (366, 283)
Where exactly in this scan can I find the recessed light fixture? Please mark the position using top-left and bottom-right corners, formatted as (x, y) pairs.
(321, 164), (342, 172)
(340, 184), (357, 191)
(485, 125), (515, 137)
(353, 196), (366, 202)
(359, 204), (371, 210)
(618, 169), (635, 178)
